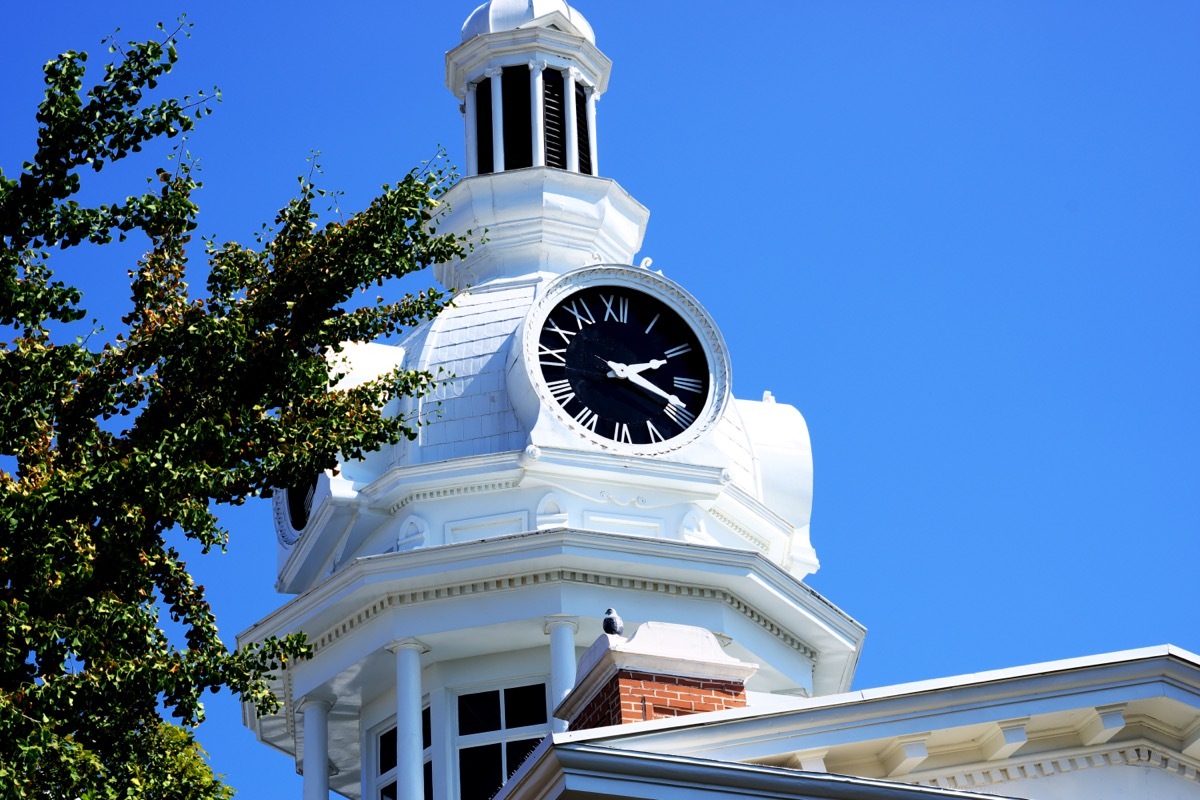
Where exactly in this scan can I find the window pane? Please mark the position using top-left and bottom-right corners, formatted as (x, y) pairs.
(476, 78), (494, 175)
(423, 761), (433, 800)
(422, 706), (431, 751)
(502, 66), (532, 170)
(459, 743), (502, 800)
(458, 689), (501, 735)
(380, 780), (397, 800)
(505, 737), (542, 778)
(378, 727), (396, 775)
(503, 684), (547, 729)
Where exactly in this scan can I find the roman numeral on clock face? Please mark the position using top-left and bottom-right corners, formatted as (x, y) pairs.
(664, 402), (696, 429)
(543, 319), (576, 344)
(646, 420), (666, 443)
(614, 422), (633, 443)
(538, 344), (567, 366)
(673, 376), (703, 394)
(573, 405), (599, 431)
(547, 379), (575, 405)
(601, 294), (629, 323)
(563, 299), (595, 329)
(664, 343), (692, 359)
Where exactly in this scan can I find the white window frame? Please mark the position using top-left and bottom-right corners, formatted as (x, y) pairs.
(366, 702), (433, 800)
(452, 678), (551, 799)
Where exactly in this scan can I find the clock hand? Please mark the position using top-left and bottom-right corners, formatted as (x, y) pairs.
(624, 359), (667, 375)
(601, 358), (666, 378)
(600, 356), (628, 379)
(604, 360), (685, 407)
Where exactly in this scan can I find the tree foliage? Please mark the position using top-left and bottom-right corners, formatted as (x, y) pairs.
(0, 21), (462, 799)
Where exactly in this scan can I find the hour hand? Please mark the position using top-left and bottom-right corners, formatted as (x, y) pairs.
(603, 358), (665, 378)
(625, 359), (666, 375)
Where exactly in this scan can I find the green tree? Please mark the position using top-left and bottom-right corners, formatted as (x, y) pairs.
(0, 21), (462, 799)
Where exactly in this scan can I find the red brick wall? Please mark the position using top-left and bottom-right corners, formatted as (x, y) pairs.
(569, 669), (746, 731)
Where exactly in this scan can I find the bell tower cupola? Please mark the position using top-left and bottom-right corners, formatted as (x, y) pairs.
(438, 1), (648, 289)
(452, 0), (603, 176)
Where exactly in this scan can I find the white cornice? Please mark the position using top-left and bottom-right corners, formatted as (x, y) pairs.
(498, 742), (1020, 800)
(521, 445), (729, 490)
(299, 566), (821, 664)
(916, 741), (1200, 791)
(236, 529), (865, 696)
(357, 451), (527, 512)
(436, 173), (649, 289)
(445, 26), (612, 97)
(569, 646), (1200, 763)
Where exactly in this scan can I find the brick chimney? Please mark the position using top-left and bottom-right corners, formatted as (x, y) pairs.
(556, 621), (759, 731)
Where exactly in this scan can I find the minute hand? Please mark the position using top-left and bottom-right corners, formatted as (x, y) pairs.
(607, 361), (685, 407)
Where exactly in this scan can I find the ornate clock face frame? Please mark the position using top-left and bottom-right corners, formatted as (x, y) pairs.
(272, 474), (321, 546)
(521, 266), (730, 454)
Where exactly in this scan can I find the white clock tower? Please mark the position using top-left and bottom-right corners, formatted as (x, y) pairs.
(240, 3), (865, 798)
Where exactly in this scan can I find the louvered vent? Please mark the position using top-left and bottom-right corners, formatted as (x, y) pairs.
(575, 82), (592, 175)
(543, 69), (567, 170)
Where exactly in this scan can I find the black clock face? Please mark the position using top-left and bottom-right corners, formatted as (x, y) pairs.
(285, 475), (318, 531)
(536, 285), (711, 445)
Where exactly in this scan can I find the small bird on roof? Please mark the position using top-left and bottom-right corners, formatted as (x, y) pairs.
(603, 608), (624, 636)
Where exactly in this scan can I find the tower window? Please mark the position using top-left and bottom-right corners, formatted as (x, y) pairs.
(575, 82), (592, 176)
(543, 69), (567, 170)
(373, 707), (433, 800)
(501, 66), (532, 170)
(455, 683), (548, 800)
(475, 78), (494, 175)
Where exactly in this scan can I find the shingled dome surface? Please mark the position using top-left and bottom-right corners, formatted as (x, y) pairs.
(461, 0), (595, 43)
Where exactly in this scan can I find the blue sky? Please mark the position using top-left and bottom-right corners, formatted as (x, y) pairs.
(3, 1), (1198, 796)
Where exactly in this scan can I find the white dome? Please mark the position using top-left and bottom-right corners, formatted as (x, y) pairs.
(461, 0), (595, 44)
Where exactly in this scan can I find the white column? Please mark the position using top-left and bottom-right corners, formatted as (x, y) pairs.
(464, 83), (478, 177)
(486, 67), (505, 172)
(387, 639), (430, 800)
(586, 87), (599, 176)
(299, 697), (332, 800)
(544, 615), (579, 732)
(529, 60), (547, 168)
(564, 68), (580, 173)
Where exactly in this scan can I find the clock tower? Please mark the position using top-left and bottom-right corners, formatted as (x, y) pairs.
(240, 3), (865, 799)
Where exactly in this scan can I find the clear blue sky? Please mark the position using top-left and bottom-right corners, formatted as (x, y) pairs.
(3, 2), (1198, 796)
